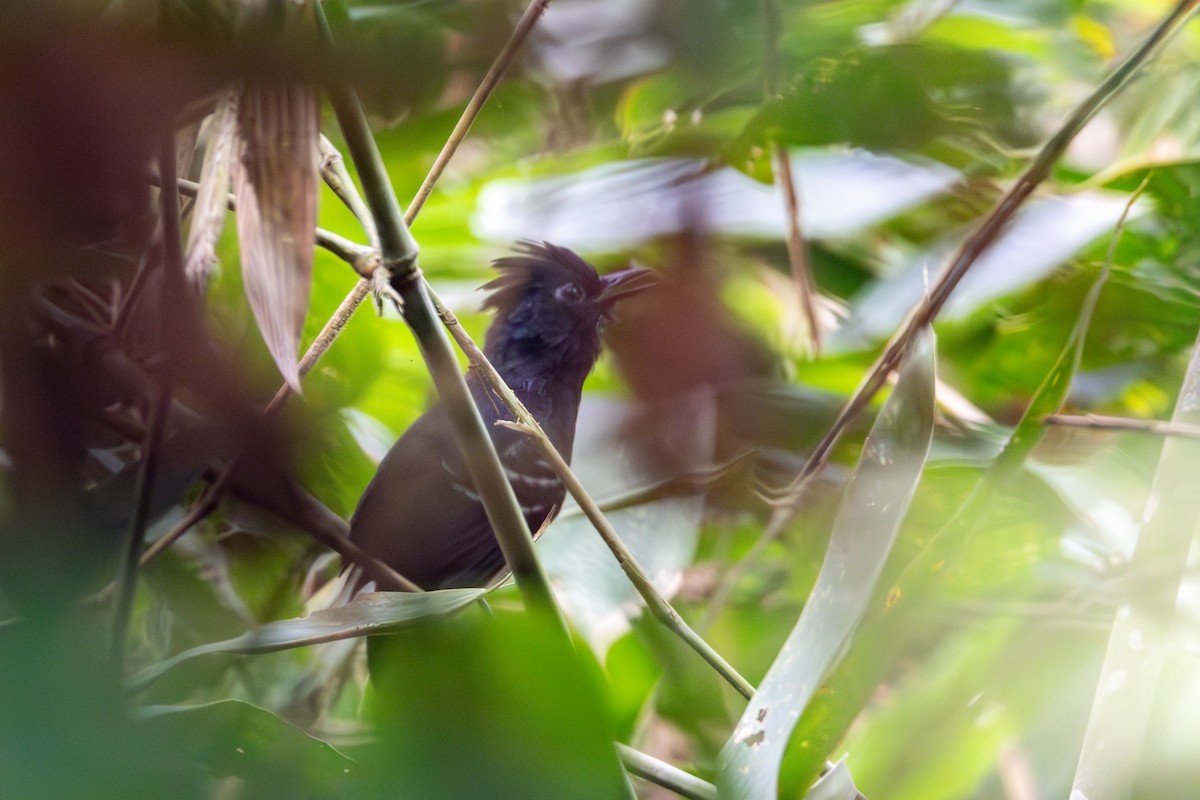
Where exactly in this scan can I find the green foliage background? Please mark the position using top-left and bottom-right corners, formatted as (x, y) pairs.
(3, 0), (1200, 798)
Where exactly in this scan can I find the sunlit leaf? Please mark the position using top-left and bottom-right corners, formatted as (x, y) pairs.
(1071, 327), (1200, 798)
(776, 249), (1115, 792)
(718, 329), (937, 799)
(804, 759), (862, 800)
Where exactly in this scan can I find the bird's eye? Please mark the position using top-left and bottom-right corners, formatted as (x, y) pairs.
(555, 283), (585, 303)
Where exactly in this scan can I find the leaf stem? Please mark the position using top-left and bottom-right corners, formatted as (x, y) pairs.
(762, 0), (821, 354)
(618, 744), (717, 800)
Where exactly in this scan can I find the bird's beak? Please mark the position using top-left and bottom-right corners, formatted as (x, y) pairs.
(599, 266), (656, 305)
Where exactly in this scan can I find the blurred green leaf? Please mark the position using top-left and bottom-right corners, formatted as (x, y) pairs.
(138, 699), (356, 799)
(361, 610), (633, 800)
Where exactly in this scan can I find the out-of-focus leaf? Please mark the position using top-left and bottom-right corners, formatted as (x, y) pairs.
(920, 13), (1053, 58)
(142, 544), (253, 647)
(473, 152), (958, 252)
(839, 620), (1020, 800)
(361, 610), (633, 800)
(718, 330), (937, 800)
(132, 589), (483, 688)
(533, 0), (667, 84)
(1097, 63), (1200, 178)
(137, 699), (355, 798)
(232, 79), (319, 390)
(184, 86), (238, 289)
(336, 1), (449, 125)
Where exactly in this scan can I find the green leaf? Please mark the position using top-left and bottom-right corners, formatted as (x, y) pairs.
(131, 589), (484, 689)
(777, 250), (1113, 793)
(137, 700), (355, 798)
(717, 329), (937, 799)
(360, 611), (634, 800)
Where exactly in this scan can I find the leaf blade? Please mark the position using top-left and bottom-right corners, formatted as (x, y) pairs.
(131, 588), (484, 689)
(718, 329), (937, 799)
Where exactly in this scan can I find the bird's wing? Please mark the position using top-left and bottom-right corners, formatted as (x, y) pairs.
(348, 406), (509, 590)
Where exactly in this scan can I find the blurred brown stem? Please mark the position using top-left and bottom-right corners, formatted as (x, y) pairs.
(112, 137), (184, 666)
(1045, 413), (1200, 440)
(762, 0), (821, 354)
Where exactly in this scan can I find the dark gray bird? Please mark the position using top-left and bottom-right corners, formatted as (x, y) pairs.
(346, 242), (653, 591)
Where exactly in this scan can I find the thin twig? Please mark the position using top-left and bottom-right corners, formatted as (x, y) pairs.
(111, 238), (162, 341)
(773, 147), (823, 353)
(762, 0), (821, 354)
(112, 388), (171, 664)
(407, 0), (552, 221)
(169, 176), (377, 275)
(432, 295), (753, 699)
(618, 744), (717, 800)
(138, 462), (237, 567)
(1045, 413), (1200, 440)
(505, 420), (755, 700)
(759, 0), (1200, 540)
(319, 133), (379, 247)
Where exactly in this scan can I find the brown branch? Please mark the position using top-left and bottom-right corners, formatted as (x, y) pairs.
(1045, 413), (1200, 440)
(406, 0), (552, 222)
(773, 146), (823, 354)
(762, 0), (822, 354)
(112, 136), (184, 665)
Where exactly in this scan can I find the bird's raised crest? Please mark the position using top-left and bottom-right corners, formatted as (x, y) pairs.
(481, 240), (602, 315)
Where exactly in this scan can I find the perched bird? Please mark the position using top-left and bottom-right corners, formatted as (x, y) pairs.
(346, 242), (653, 591)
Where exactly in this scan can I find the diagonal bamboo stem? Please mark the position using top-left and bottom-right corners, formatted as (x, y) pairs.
(315, 0), (565, 630)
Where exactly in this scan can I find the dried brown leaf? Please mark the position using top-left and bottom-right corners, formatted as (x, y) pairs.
(184, 87), (240, 291)
(231, 79), (318, 391)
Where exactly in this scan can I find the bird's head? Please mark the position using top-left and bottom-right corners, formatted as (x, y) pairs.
(480, 241), (654, 385)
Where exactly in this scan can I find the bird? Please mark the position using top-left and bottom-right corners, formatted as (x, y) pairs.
(344, 241), (653, 592)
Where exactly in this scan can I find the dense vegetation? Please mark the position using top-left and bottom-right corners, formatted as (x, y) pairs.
(2, 1), (1199, 798)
